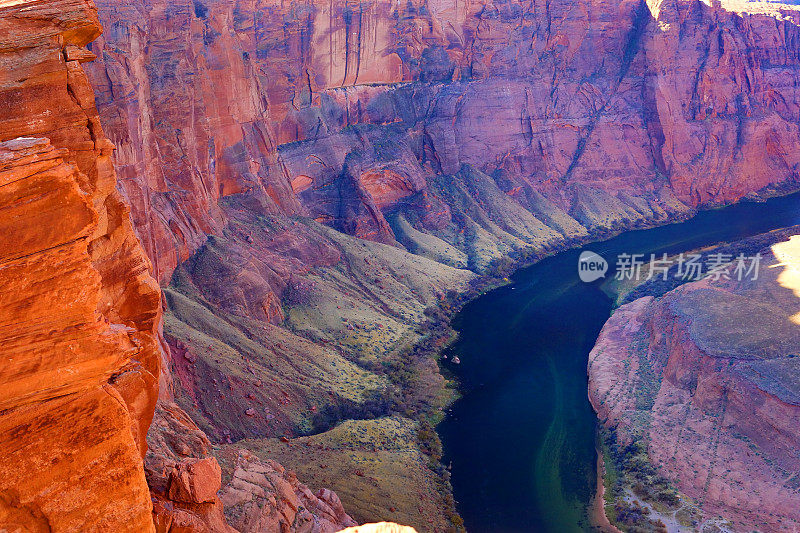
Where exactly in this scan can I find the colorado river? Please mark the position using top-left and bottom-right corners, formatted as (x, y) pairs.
(437, 192), (800, 532)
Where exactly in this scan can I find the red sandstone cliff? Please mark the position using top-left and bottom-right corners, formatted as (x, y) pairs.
(589, 234), (800, 531)
(0, 1), (359, 531)
(84, 0), (800, 282)
(6, 0), (800, 530)
(78, 0), (800, 442)
(0, 1), (161, 529)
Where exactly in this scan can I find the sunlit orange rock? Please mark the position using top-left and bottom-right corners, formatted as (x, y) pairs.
(145, 402), (237, 532)
(168, 457), (223, 504)
(0, 0), (162, 530)
(0, 135), (159, 531)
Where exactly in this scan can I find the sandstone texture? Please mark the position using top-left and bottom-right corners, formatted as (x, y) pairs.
(0, 0), (436, 530)
(589, 233), (800, 531)
(219, 450), (357, 532)
(0, 1), (161, 530)
(85, 0), (800, 282)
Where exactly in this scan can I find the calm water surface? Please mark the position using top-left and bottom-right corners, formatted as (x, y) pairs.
(437, 192), (800, 532)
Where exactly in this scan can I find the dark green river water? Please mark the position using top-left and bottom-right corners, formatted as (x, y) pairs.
(437, 192), (800, 532)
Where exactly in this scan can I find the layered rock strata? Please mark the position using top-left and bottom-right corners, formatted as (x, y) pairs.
(0, 2), (358, 532)
(6, 0), (800, 530)
(0, 0), (161, 528)
(85, 0), (800, 283)
(78, 0), (800, 528)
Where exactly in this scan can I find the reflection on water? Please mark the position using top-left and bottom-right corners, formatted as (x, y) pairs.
(437, 193), (800, 533)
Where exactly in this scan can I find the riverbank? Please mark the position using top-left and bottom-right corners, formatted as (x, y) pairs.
(210, 187), (800, 532)
(590, 442), (623, 533)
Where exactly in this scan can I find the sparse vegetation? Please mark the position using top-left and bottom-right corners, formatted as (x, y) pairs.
(601, 428), (687, 532)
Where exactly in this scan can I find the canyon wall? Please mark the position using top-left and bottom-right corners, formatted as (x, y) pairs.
(85, 0), (800, 284)
(589, 233), (800, 531)
(77, 0), (800, 529)
(0, 1), (359, 531)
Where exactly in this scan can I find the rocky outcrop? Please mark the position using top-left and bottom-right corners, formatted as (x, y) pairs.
(0, 0), (162, 528)
(145, 402), (235, 532)
(219, 450), (357, 532)
(589, 234), (800, 531)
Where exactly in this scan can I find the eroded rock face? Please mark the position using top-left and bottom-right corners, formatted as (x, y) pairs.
(589, 234), (800, 531)
(145, 402), (237, 532)
(0, 1), (406, 531)
(168, 457), (223, 504)
(0, 0), (162, 528)
(85, 0), (800, 283)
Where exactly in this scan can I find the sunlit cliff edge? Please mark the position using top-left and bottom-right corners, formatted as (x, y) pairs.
(0, 1), (160, 529)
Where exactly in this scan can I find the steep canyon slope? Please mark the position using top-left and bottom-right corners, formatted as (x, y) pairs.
(82, 0), (800, 293)
(0, 1), (357, 531)
(85, 0), (800, 281)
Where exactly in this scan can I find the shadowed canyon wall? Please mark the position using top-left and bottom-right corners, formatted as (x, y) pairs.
(86, 0), (800, 284)
(80, 2), (800, 525)
(0, 1), (360, 531)
(84, 0), (800, 529)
